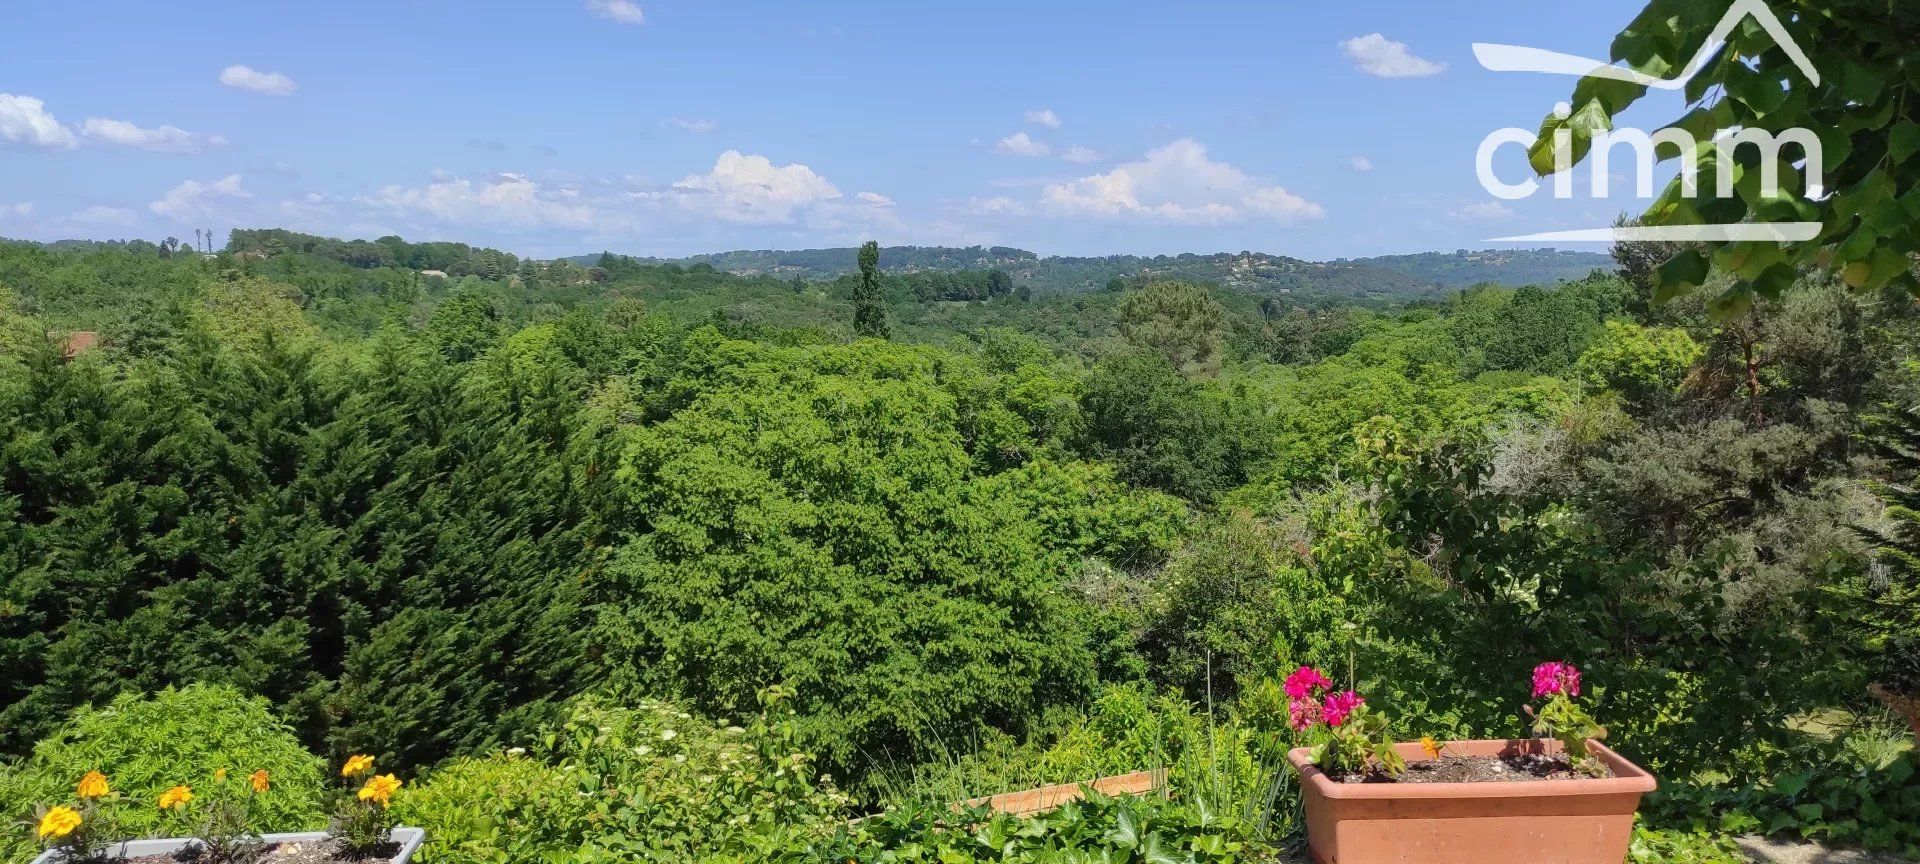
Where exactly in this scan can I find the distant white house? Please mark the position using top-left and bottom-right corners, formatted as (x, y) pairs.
(419, 269), (448, 279)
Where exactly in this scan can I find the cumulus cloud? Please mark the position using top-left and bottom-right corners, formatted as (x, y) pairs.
(586, 0), (645, 24)
(1349, 155), (1374, 172)
(855, 191), (894, 206)
(668, 118), (716, 133)
(150, 174), (251, 220)
(364, 172), (597, 229)
(994, 132), (1050, 158)
(3, 202), (33, 217)
(220, 65), (298, 95)
(70, 205), (138, 225)
(1452, 200), (1516, 220)
(82, 118), (227, 153)
(1341, 34), (1447, 78)
(0, 93), (77, 149)
(671, 150), (842, 224)
(1041, 138), (1324, 225)
(1061, 145), (1103, 164)
(1024, 109), (1061, 129)
(961, 196), (1027, 217)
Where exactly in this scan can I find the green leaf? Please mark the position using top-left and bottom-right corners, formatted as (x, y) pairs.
(1725, 63), (1788, 116)
(1654, 249), (1710, 302)
(1864, 247), (1913, 291)
(1752, 262), (1797, 299)
(1891, 123), (1920, 164)
(1708, 284), (1754, 319)
(1841, 60), (1886, 106)
(1106, 808), (1140, 849)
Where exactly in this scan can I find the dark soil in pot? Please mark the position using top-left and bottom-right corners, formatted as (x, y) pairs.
(1329, 752), (1615, 784)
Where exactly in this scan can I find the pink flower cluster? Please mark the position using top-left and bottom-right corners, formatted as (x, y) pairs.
(1531, 661), (1582, 699)
(1284, 665), (1365, 730)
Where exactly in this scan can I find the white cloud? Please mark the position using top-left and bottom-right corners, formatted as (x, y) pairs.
(82, 118), (228, 154)
(1340, 34), (1447, 78)
(150, 174), (251, 220)
(1061, 145), (1103, 164)
(0, 93), (77, 149)
(1452, 200), (1516, 220)
(855, 191), (894, 206)
(220, 65), (298, 95)
(70, 205), (137, 226)
(364, 172), (597, 229)
(671, 151), (842, 224)
(586, 0), (645, 24)
(961, 196), (1027, 217)
(1024, 109), (1061, 129)
(3, 202), (33, 217)
(1349, 155), (1374, 172)
(668, 118), (716, 133)
(1042, 138), (1324, 225)
(994, 132), (1050, 158)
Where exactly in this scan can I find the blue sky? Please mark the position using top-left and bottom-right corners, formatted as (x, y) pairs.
(0, 0), (1691, 259)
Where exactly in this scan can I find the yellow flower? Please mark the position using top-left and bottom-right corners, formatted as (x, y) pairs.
(341, 754), (375, 778)
(76, 770), (110, 800)
(1420, 736), (1445, 760)
(250, 770), (271, 793)
(38, 806), (82, 841)
(357, 774), (402, 808)
(158, 785), (195, 810)
(214, 768), (229, 782)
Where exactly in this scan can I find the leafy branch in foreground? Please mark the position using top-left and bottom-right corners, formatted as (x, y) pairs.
(1537, 0), (1919, 314)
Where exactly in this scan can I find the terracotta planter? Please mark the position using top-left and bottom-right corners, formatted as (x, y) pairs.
(1869, 683), (1920, 740)
(1289, 739), (1655, 864)
(28, 828), (425, 864)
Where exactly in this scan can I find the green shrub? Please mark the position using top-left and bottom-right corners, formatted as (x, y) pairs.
(1, 684), (327, 862)
(399, 690), (853, 864)
(392, 751), (579, 863)
(1628, 822), (1747, 864)
(846, 788), (1257, 864)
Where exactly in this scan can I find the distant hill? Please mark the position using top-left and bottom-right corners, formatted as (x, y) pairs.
(566, 246), (1612, 300)
(1348, 249), (1615, 289)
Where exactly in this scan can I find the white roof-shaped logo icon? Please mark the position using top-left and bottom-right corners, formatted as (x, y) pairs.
(1472, 0), (1820, 88)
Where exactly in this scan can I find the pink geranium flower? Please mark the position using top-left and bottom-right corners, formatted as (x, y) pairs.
(1287, 697), (1324, 731)
(1532, 662), (1582, 699)
(1323, 690), (1364, 727)
(1284, 665), (1333, 700)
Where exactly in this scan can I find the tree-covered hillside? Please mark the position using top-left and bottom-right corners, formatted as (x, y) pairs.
(564, 246), (1612, 300)
(3, 222), (1918, 862)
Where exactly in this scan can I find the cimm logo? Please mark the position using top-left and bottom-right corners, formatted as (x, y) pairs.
(1471, 0), (1823, 243)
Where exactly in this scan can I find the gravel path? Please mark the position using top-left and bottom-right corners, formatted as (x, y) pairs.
(1737, 835), (1916, 864)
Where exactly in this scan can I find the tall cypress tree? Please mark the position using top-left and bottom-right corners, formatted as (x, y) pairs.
(853, 241), (888, 339)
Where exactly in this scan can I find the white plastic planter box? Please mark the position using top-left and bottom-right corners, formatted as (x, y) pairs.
(29, 828), (424, 863)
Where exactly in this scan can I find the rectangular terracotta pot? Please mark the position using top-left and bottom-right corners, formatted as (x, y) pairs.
(28, 828), (425, 864)
(1288, 739), (1655, 864)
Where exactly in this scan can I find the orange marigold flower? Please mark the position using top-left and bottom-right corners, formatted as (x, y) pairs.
(357, 774), (402, 808)
(341, 754), (375, 778)
(1420, 736), (1445, 760)
(38, 806), (82, 841)
(76, 770), (110, 799)
(250, 770), (271, 793)
(158, 785), (194, 810)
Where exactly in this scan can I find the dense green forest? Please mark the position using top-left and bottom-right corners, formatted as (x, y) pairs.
(5, 5), (1920, 855)
(561, 245), (1612, 300)
(3, 211), (1919, 862)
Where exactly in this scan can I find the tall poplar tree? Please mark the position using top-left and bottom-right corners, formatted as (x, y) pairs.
(853, 240), (888, 339)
